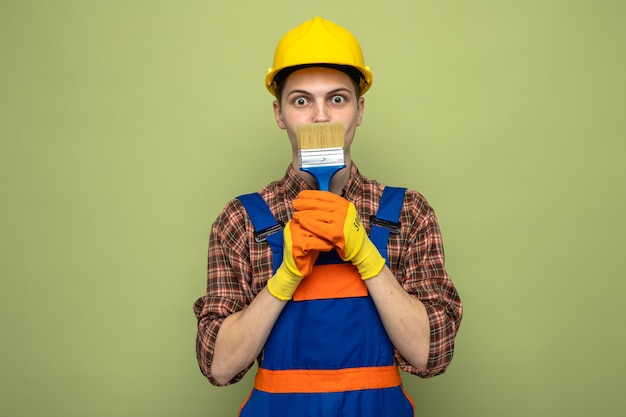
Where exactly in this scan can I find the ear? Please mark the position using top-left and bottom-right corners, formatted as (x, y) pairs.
(273, 101), (286, 129)
(355, 96), (365, 127)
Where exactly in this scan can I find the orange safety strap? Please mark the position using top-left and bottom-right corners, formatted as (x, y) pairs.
(254, 365), (401, 393)
(293, 263), (367, 301)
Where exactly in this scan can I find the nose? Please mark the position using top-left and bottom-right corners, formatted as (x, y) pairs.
(312, 102), (331, 123)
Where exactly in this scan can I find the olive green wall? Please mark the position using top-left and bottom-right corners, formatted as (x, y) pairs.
(1, 1), (624, 416)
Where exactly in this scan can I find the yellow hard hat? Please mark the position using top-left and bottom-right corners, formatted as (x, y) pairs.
(265, 17), (373, 97)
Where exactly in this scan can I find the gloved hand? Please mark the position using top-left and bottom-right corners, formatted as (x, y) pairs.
(266, 220), (333, 300)
(292, 190), (385, 280)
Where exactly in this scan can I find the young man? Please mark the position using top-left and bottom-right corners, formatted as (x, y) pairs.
(194, 17), (462, 416)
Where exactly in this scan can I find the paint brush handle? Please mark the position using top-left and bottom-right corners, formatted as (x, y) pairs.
(301, 165), (345, 191)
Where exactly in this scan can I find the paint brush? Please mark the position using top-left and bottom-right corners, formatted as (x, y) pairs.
(297, 122), (346, 191)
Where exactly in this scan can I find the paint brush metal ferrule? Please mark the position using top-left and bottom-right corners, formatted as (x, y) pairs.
(299, 147), (345, 168)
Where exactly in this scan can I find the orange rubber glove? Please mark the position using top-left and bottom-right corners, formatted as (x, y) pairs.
(266, 220), (333, 300)
(292, 190), (386, 280)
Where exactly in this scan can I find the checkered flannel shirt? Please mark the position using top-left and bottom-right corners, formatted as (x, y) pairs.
(194, 164), (462, 385)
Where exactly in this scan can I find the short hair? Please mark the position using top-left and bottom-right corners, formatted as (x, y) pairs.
(274, 64), (363, 104)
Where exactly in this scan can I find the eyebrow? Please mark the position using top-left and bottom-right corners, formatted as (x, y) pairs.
(285, 87), (354, 98)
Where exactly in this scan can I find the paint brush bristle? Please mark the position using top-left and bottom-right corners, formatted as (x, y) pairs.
(297, 122), (345, 150)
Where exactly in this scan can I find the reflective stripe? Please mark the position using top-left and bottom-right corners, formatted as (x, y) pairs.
(293, 263), (367, 301)
(254, 365), (401, 393)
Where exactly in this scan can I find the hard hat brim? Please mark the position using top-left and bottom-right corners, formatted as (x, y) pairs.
(266, 63), (372, 97)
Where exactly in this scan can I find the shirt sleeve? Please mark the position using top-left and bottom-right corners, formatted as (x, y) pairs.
(392, 193), (463, 378)
(193, 199), (256, 386)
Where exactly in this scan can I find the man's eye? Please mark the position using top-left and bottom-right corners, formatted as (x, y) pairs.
(331, 95), (346, 104)
(294, 97), (308, 106)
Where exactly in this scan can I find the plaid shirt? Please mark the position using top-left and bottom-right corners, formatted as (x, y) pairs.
(194, 163), (462, 385)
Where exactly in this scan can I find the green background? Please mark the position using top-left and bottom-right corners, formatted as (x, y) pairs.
(1, 0), (624, 416)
